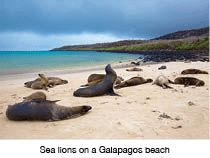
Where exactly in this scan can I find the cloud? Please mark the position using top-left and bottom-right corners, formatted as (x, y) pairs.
(0, 0), (208, 50)
(0, 32), (129, 51)
(0, 0), (208, 37)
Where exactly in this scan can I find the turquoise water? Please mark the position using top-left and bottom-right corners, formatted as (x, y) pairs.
(0, 51), (141, 73)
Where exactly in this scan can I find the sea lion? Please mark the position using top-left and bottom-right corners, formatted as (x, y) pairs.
(153, 75), (173, 89)
(81, 75), (124, 87)
(131, 61), (140, 66)
(39, 74), (49, 85)
(88, 74), (105, 82)
(24, 74), (68, 89)
(88, 74), (123, 83)
(174, 77), (205, 86)
(114, 77), (153, 89)
(158, 65), (167, 70)
(29, 74), (50, 90)
(24, 74), (49, 89)
(126, 67), (143, 71)
(23, 92), (47, 102)
(81, 79), (104, 87)
(181, 69), (208, 74)
(48, 77), (68, 87)
(31, 81), (48, 90)
(73, 64), (118, 97)
(6, 98), (92, 121)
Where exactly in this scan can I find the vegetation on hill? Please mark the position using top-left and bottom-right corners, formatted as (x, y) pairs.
(103, 36), (209, 51)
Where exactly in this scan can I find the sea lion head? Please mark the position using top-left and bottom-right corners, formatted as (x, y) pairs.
(73, 90), (81, 97)
(62, 80), (68, 84)
(146, 79), (153, 83)
(81, 105), (92, 113)
(71, 105), (92, 114)
(38, 74), (45, 78)
(24, 81), (33, 87)
(105, 64), (114, 74)
(196, 80), (205, 86)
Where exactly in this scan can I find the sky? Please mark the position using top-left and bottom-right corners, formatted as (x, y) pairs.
(0, 0), (209, 51)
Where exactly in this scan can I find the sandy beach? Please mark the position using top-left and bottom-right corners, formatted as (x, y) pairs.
(0, 61), (209, 139)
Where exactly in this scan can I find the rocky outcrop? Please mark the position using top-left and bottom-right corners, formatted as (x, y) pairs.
(98, 49), (209, 63)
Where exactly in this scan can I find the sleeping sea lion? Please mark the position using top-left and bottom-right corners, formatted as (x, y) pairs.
(181, 69), (208, 74)
(23, 92), (47, 102)
(158, 65), (167, 70)
(6, 98), (92, 121)
(131, 61), (140, 66)
(73, 64), (118, 97)
(115, 77), (153, 89)
(152, 75), (173, 89)
(174, 77), (205, 86)
(47, 77), (68, 87)
(28, 74), (49, 90)
(88, 74), (105, 82)
(24, 78), (40, 88)
(24, 74), (68, 89)
(30, 81), (48, 90)
(126, 67), (143, 71)
(81, 79), (105, 87)
(81, 75), (124, 87)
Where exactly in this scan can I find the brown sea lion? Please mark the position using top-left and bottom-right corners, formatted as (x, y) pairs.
(115, 77), (153, 89)
(181, 69), (208, 74)
(23, 92), (47, 102)
(24, 78), (41, 88)
(31, 81), (48, 90)
(81, 79), (104, 87)
(88, 74), (123, 83)
(174, 77), (205, 86)
(24, 74), (49, 89)
(73, 64), (118, 97)
(6, 98), (92, 121)
(81, 75), (124, 87)
(152, 75), (173, 89)
(126, 67), (143, 71)
(29, 74), (50, 90)
(39, 74), (49, 85)
(48, 77), (68, 87)
(24, 74), (68, 89)
(88, 74), (105, 82)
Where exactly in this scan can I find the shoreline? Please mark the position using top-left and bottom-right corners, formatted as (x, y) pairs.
(0, 61), (161, 81)
(1, 49), (209, 80)
(0, 50), (141, 77)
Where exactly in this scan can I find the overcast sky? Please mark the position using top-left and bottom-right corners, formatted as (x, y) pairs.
(0, 0), (208, 51)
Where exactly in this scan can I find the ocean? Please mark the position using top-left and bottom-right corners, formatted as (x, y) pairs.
(0, 51), (141, 74)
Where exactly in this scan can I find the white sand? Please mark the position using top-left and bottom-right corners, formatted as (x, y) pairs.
(0, 61), (209, 139)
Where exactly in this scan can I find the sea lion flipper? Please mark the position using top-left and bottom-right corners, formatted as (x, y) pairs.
(47, 100), (61, 103)
(30, 98), (46, 103)
(80, 84), (88, 87)
(168, 79), (175, 84)
(107, 91), (121, 96)
(43, 87), (48, 91)
(166, 85), (173, 89)
(48, 84), (54, 88)
(162, 84), (173, 89)
(114, 85), (121, 89)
